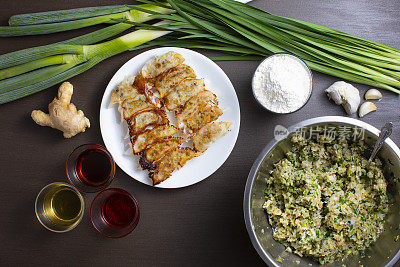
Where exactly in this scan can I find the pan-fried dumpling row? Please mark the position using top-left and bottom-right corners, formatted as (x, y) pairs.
(112, 51), (231, 185)
(112, 75), (171, 148)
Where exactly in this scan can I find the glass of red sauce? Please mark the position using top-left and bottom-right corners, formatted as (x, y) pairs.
(66, 143), (115, 193)
(90, 188), (140, 238)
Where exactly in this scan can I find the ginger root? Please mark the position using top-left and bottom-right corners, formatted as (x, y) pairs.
(31, 82), (90, 138)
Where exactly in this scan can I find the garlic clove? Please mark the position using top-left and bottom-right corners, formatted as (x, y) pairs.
(359, 102), (377, 118)
(365, 88), (382, 100)
(342, 100), (354, 115)
(325, 81), (360, 114)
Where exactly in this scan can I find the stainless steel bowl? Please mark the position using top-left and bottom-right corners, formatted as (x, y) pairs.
(244, 116), (400, 267)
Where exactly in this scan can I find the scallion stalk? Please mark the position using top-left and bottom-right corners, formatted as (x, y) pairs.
(0, 54), (79, 81)
(2, 0), (400, 104)
(0, 24), (170, 104)
(8, 5), (132, 26)
(1, 4), (173, 36)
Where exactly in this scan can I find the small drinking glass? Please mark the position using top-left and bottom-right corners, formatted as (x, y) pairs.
(35, 182), (84, 233)
(90, 188), (140, 238)
(66, 143), (115, 193)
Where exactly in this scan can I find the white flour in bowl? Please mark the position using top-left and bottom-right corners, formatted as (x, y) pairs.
(252, 54), (312, 113)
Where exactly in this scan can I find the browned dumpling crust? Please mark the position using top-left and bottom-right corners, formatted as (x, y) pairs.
(139, 137), (185, 170)
(176, 90), (218, 125)
(131, 124), (177, 154)
(154, 64), (196, 97)
(149, 148), (199, 185)
(141, 51), (185, 79)
(110, 83), (141, 105)
(132, 74), (162, 108)
(164, 78), (205, 110)
(120, 95), (155, 120)
(133, 73), (153, 91)
(113, 51), (231, 185)
(193, 122), (231, 153)
(181, 105), (223, 136)
(126, 109), (168, 136)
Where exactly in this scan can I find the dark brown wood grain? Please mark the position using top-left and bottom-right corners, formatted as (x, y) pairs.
(0, 0), (399, 266)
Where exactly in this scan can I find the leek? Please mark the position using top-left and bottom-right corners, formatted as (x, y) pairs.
(2, 0), (400, 105)
(0, 4), (174, 100)
(8, 5), (132, 26)
(1, 4), (173, 36)
(0, 26), (170, 104)
(0, 3), (173, 104)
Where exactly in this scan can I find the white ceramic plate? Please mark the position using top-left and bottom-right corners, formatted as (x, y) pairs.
(100, 47), (240, 188)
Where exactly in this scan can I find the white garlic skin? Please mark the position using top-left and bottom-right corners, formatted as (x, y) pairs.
(325, 81), (360, 114)
(365, 88), (382, 100)
(359, 101), (377, 118)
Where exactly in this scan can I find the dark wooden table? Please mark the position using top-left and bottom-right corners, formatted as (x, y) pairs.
(1, 0), (399, 266)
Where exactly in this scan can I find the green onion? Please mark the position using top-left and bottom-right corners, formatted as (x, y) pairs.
(157, 0), (400, 93)
(0, 3), (173, 104)
(0, 24), (170, 104)
(8, 5), (131, 26)
(1, 14), (127, 37)
(0, 63), (78, 94)
(1, 0), (400, 104)
(62, 23), (134, 45)
(1, 4), (173, 36)
(0, 44), (84, 69)
(0, 55), (78, 83)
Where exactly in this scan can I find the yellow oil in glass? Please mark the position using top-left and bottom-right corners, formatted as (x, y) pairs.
(43, 186), (83, 230)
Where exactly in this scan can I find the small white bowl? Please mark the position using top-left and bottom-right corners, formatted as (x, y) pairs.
(251, 53), (313, 114)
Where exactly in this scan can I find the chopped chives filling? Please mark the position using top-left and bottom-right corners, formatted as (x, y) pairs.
(263, 135), (388, 264)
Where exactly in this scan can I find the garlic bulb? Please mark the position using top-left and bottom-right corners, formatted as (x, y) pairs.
(325, 81), (361, 114)
(365, 89), (382, 100)
(359, 102), (377, 118)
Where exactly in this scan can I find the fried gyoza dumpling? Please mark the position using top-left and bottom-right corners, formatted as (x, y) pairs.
(139, 137), (185, 170)
(193, 122), (232, 153)
(133, 73), (153, 90)
(119, 95), (155, 120)
(131, 124), (177, 154)
(176, 90), (218, 125)
(154, 64), (196, 97)
(181, 105), (223, 136)
(110, 78), (141, 105)
(144, 85), (162, 108)
(141, 51), (185, 79)
(127, 109), (168, 136)
(149, 148), (199, 185)
(133, 74), (162, 108)
(164, 78), (205, 110)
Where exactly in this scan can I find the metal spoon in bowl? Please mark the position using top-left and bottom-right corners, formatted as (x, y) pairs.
(366, 122), (393, 169)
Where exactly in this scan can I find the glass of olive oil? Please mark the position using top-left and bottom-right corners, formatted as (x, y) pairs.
(35, 182), (84, 232)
